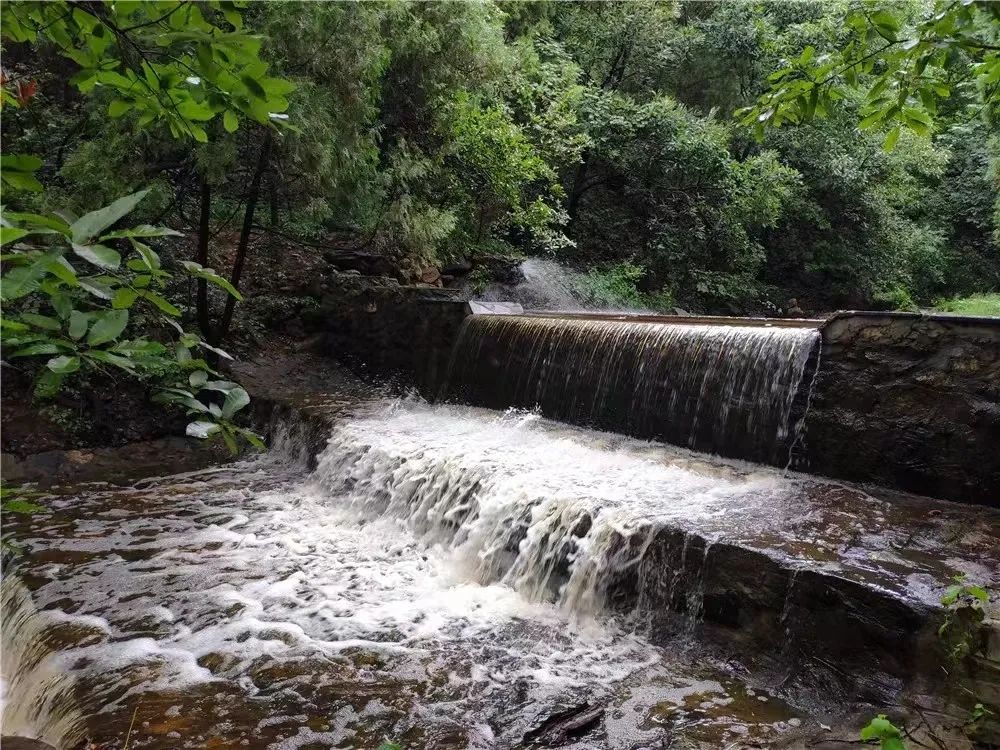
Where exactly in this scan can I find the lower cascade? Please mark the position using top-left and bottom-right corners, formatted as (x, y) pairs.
(440, 315), (820, 464)
(3, 398), (997, 749)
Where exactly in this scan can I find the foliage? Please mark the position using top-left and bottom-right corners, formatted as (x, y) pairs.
(0, 0), (301, 450)
(0, 483), (46, 518)
(1, 0), (294, 142)
(0, 483), (49, 553)
(744, 1), (1000, 147)
(860, 714), (906, 750)
(576, 262), (649, 310)
(4, 0), (998, 321)
(938, 573), (989, 661)
(1, 193), (261, 450)
(934, 292), (1000, 316)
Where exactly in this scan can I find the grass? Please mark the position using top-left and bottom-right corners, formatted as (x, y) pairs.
(933, 293), (1000, 317)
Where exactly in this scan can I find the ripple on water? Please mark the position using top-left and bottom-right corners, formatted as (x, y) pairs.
(3, 399), (996, 749)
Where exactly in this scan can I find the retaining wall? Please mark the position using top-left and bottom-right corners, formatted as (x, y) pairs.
(316, 294), (1000, 505)
(806, 311), (1000, 506)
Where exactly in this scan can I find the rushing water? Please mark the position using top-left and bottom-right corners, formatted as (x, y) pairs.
(475, 259), (606, 312)
(5, 399), (997, 749)
(441, 316), (820, 465)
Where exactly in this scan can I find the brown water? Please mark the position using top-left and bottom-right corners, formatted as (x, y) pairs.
(3, 400), (997, 749)
(440, 315), (820, 465)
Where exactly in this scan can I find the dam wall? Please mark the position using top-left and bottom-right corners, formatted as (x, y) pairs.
(314, 289), (999, 505)
(307, 279), (470, 393)
(809, 311), (1000, 505)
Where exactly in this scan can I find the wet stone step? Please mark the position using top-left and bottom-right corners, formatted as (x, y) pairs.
(2, 395), (997, 749)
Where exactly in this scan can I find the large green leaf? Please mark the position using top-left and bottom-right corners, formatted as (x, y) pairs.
(87, 309), (129, 345)
(70, 189), (150, 243)
(100, 224), (182, 240)
(181, 261), (243, 300)
(9, 342), (64, 357)
(140, 290), (181, 316)
(72, 243), (122, 270)
(68, 310), (91, 340)
(2, 212), (72, 236)
(46, 355), (80, 374)
(221, 386), (250, 419)
(84, 349), (136, 371)
(112, 288), (139, 309)
(186, 420), (221, 439)
(0, 227), (29, 246)
(21, 313), (61, 331)
(79, 278), (115, 300)
(1, 252), (60, 300)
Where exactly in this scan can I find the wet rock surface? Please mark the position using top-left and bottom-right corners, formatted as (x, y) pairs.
(2, 384), (997, 749)
(806, 312), (1000, 505)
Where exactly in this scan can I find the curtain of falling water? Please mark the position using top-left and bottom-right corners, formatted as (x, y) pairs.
(440, 316), (820, 465)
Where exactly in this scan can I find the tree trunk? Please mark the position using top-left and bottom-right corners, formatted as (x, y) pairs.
(567, 148), (591, 222)
(269, 175), (279, 226)
(213, 130), (273, 346)
(196, 179), (212, 340)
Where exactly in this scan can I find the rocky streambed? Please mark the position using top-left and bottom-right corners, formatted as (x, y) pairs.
(2, 362), (998, 749)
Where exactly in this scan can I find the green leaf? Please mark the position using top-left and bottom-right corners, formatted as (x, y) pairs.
(47, 355), (80, 374)
(79, 278), (115, 300)
(189, 369), (208, 388)
(241, 74), (267, 99)
(0, 154), (42, 172)
(68, 310), (91, 340)
(87, 309), (129, 345)
(221, 386), (250, 419)
(140, 290), (181, 316)
(2, 499), (48, 515)
(101, 224), (182, 240)
(0, 227), (29, 246)
(883, 126), (901, 151)
(112, 288), (140, 309)
(186, 420), (221, 439)
(181, 261), (243, 300)
(108, 99), (131, 118)
(2, 172), (44, 192)
(10, 342), (63, 357)
(84, 349), (136, 372)
(45, 256), (78, 286)
(21, 313), (61, 331)
(72, 243), (121, 271)
(0, 319), (30, 333)
(223, 109), (239, 133)
(70, 189), (150, 243)
(220, 425), (239, 454)
(238, 427), (266, 450)
(2, 212), (72, 236)
(967, 585), (989, 603)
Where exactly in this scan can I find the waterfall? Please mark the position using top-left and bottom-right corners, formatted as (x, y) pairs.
(475, 259), (601, 312)
(440, 315), (821, 465)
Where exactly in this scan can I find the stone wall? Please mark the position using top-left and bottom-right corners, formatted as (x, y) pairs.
(312, 293), (999, 505)
(804, 312), (1000, 506)
(306, 275), (470, 395)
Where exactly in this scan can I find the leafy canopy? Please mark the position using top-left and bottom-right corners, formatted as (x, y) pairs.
(742, 1), (1000, 149)
(1, 0), (294, 143)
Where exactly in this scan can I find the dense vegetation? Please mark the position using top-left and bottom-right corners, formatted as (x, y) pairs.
(5, 1), (998, 313)
(2, 0), (998, 445)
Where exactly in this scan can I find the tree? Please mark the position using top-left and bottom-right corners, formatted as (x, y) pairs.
(1, 0), (295, 449)
(742, 1), (1000, 148)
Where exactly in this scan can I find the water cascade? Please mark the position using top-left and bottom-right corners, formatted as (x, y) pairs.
(474, 258), (606, 312)
(441, 315), (821, 465)
(3, 402), (997, 748)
